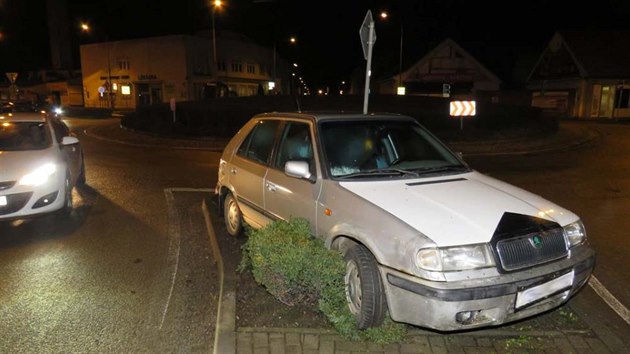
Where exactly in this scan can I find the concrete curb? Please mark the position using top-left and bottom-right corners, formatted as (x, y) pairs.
(202, 200), (237, 354)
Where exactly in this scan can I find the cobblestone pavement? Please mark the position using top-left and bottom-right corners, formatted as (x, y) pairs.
(235, 328), (612, 354)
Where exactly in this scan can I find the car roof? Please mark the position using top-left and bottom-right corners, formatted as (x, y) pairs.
(0, 112), (47, 123)
(253, 111), (415, 123)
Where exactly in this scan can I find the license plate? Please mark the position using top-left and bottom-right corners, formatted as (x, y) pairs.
(516, 271), (574, 309)
(0, 195), (6, 206)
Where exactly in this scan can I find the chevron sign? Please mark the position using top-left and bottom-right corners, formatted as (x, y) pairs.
(450, 101), (476, 116)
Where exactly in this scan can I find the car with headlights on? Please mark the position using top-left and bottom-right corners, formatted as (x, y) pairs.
(0, 112), (85, 220)
(215, 112), (595, 331)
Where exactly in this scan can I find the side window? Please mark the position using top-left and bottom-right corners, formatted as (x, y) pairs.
(236, 120), (280, 164)
(274, 122), (314, 173)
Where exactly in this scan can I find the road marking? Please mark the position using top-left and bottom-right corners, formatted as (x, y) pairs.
(160, 188), (183, 329)
(160, 188), (214, 329)
(589, 275), (630, 325)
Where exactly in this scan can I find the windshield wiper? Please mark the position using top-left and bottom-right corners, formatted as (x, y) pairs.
(413, 165), (469, 175)
(337, 168), (420, 180)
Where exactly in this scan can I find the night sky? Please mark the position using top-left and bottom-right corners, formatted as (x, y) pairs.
(1, 0), (630, 89)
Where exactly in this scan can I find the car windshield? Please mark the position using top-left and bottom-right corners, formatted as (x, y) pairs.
(0, 121), (52, 151)
(320, 119), (467, 178)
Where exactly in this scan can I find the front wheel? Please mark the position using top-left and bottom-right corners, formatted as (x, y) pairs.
(223, 193), (242, 237)
(59, 174), (73, 216)
(344, 244), (386, 329)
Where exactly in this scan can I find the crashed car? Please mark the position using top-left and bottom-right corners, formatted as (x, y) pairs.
(215, 112), (595, 331)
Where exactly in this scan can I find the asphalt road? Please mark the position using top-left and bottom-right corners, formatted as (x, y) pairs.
(0, 118), (222, 353)
(0, 118), (629, 352)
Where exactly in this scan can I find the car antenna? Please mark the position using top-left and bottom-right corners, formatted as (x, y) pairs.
(295, 96), (302, 113)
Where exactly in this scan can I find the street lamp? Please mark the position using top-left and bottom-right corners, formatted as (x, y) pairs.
(211, 0), (223, 67)
(80, 22), (114, 109)
(379, 11), (404, 94)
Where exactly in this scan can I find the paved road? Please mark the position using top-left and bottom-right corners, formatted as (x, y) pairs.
(0, 118), (222, 352)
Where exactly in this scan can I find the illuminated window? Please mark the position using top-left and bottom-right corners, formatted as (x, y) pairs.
(121, 85), (131, 95)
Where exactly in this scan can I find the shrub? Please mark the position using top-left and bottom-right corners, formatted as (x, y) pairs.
(240, 218), (407, 343)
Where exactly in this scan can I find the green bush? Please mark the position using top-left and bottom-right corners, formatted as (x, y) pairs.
(240, 218), (407, 343)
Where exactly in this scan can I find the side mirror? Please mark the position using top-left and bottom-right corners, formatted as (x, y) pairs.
(285, 160), (314, 182)
(61, 136), (79, 146)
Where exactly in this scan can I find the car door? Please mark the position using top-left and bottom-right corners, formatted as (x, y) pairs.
(264, 120), (321, 234)
(228, 119), (280, 229)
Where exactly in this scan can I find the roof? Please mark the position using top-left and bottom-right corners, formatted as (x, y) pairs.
(0, 112), (47, 123)
(559, 30), (630, 78)
(254, 111), (413, 122)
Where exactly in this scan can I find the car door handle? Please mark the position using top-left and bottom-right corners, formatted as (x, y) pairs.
(266, 182), (277, 192)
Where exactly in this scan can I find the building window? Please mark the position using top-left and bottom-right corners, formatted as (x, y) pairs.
(118, 59), (130, 70)
(247, 63), (256, 74)
(616, 88), (630, 109)
(121, 85), (131, 95)
(217, 61), (226, 72)
(231, 62), (243, 73)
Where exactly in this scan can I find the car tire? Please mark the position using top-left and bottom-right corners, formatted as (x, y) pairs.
(344, 244), (386, 329)
(60, 173), (73, 216)
(77, 157), (86, 186)
(224, 193), (242, 237)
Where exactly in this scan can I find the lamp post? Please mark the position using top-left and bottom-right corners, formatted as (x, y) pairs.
(379, 11), (404, 94)
(80, 22), (114, 109)
(211, 0), (223, 68)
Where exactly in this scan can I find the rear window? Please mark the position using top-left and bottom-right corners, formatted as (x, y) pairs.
(0, 122), (52, 150)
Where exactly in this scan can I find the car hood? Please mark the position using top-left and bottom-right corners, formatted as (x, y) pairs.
(338, 171), (579, 247)
(0, 148), (60, 182)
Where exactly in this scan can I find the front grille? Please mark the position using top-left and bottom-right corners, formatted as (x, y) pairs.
(0, 181), (16, 191)
(496, 228), (568, 272)
(0, 192), (33, 215)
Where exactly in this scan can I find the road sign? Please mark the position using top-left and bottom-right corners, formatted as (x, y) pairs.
(360, 10), (376, 114)
(450, 100), (476, 116)
(359, 10), (376, 60)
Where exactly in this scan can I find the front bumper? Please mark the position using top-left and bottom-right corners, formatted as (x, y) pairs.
(382, 245), (595, 331)
(0, 180), (65, 221)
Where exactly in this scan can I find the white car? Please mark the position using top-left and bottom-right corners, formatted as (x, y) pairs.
(216, 112), (595, 331)
(0, 112), (85, 220)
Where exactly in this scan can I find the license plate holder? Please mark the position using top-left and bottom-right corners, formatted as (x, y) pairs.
(516, 271), (574, 309)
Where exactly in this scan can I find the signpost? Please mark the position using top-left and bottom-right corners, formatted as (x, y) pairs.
(6, 72), (18, 101)
(360, 10), (376, 114)
(449, 100), (476, 130)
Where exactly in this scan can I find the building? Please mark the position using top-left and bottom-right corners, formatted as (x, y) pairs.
(79, 32), (288, 110)
(0, 70), (83, 107)
(376, 38), (501, 98)
(527, 30), (630, 119)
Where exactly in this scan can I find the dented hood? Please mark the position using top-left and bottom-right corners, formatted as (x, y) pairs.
(339, 171), (579, 247)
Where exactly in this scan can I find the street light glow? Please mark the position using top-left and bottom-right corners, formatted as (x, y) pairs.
(293, 63), (298, 67)
(380, 11), (388, 19)
(213, 0), (222, 7)
(80, 23), (90, 32)
(289, 37), (297, 44)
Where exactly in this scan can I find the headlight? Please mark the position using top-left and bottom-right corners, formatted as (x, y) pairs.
(416, 244), (495, 272)
(18, 163), (57, 186)
(564, 221), (586, 248)
(54, 107), (63, 115)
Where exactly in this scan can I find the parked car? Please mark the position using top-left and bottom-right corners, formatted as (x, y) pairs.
(215, 112), (595, 331)
(0, 111), (85, 220)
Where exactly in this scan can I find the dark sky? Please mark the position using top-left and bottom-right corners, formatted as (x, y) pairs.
(1, 0), (630, 89)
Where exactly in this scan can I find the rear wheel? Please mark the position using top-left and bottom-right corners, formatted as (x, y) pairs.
(224, 193), (242, 236)
(344, 244), (386, 329)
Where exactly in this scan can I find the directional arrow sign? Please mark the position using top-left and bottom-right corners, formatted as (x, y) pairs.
(450, 100), (476, 116)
